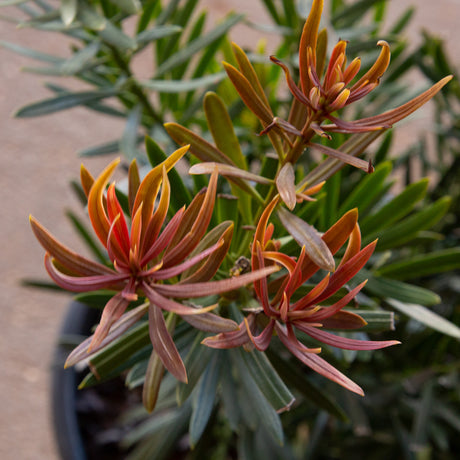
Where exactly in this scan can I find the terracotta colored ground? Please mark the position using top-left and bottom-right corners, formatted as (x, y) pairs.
(1, 1), (458, 458)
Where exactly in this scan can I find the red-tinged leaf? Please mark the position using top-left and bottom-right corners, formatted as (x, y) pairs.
(313, 241), (377, 304)
(299, 209), (358, 283)
(164, 123), (235, 166)
(142, 283), (218, 316)
(143, 347), (165, 413)
(319, 310), (367, 330)
(189, 162), (272, 185)
(275, 322), (364, 395)
(297, 180), (325, 197)
(154, 265), (280, 299)
(129, 204), (143, 262)
(107, 215), (130, 268)
(244, 318), (275, 351)
(350, 40), (390, 93)
(65, 302), (149, 368)
(133, 145), (188, 241)
(338, 223), (361, 269)
(310, 143), (372, 172)
(276, 163), (297, 210)
(162, 169), (218, 267)
(223, 62), (274, 125)
(88, 158), (120, 248)
(322, 209), (358, 251)
(253, 198), (279, 254)
(324, 41), (347, 90)
(202, 317), (255, 349)
(296, 325), (400, 350)
(165, 192), (205, 251)
(180, 223), (234, 284)
(341, 76), (452, 129)
(30, 216), (114, 276)
(140, 207), (185, 267)
(285, 249), (308, 299)
(315, 28), (328, 79)
(128, 159), (140, 215)
(299, 0), (323, 95)
(106, 184), (130, 257)
(303, 281), (367, 317)
(152, 240), (224, 280)
(270, 57), (312, 108)
(88, 292), (132, 352)
(262, 251), (297, 273)
(291, 274), (330, 311)
(254, 243), (277, 316)
(232, 42), (271, 108)
(44, 254), (128, 292)
(278, 207), (335, 272)
(325, 115), (386, 133)
(148, 304), (187, 382)
(182, 312), (239, 333)
(141, 168), (170, 256)
(80, 164), (94, 198)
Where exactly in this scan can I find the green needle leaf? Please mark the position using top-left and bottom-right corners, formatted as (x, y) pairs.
(388, 299), (460, 340)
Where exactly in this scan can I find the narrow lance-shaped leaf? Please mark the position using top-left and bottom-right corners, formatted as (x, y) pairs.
(29, 216), (114, 276)
(110, 0), (141, 15)
(276, 323), (364, 396)
(148, 304), (187, 383)
(87, 158), (120, 248)
(338, 161), (392, 216)
(360, 178), (429, 235)
(189, 162), (266, 205)
(223, 62), (274, 126)
(165, 122), (235, 165)
(387, 299), (460, 340)
(310, 143), (373, 173)
(299, 130), (385, 189)
(276, 163), (296, 210)
(235, 347), (295, 413)
(231, 42), (271, 109)
(189, 353), (222, 447)
(65, 302), (149, 368)
(180, 222), (234, 283)
(142, 347), (165, 413)
(203, 91), (253, 222)
(376, 248), (460, 280)
(337, 76), (452, 130)
(154, 265), (279, 299)
(364, 196), (451, 250)
(133, 144), (189, 242)
(277, 207), (335, 272)
(232, 350), (285, 445)
(355, 269), (441, 306)
(299, 0), (323, 94)
(141, 72), (226, 93)
(143, 312), (176, 412)
(0, 40), (64, 64)
(136, 25), (182, 46)
(14, 88), (118, 118)
(60, 41), (101, 75)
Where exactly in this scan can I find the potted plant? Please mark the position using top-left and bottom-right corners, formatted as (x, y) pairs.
(8, 0), (460, 457)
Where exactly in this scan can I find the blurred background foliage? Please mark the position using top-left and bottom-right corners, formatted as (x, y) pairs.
(3, 0), (459, 458)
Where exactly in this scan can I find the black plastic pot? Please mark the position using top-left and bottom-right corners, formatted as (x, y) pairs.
(51, 301), (99, 460)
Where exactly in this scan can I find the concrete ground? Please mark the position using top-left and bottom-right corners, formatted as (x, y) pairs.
(1, 1), (458, 458)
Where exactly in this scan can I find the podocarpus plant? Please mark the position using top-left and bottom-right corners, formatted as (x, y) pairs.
(23, 0), (460, 457)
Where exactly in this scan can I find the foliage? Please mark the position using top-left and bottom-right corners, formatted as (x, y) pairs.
(5, 0), (459, 458)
